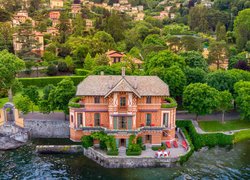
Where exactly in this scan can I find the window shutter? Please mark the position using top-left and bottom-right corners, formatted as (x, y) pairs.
(113, 117), (117, 129)
(126, 139), (129, 148)
(127, 117), (132, 130)
(116, 138), (119, 148)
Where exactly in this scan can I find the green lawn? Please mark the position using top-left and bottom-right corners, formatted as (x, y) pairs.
(198, 120), (250, 132)
(234, 129), (250, 143)
(0, 89), (44, 111)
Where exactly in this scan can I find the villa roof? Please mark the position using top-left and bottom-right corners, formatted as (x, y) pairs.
(76, 75), (169, 97)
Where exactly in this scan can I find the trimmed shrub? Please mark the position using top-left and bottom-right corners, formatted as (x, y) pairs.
(151, 145), (166, 151)
(126, 135), (142, 156)
(107, 149), (119, 156)
(18, 76), (85, 87)
(47, 64), (58, 76)
(75, 69), (91, 76)
(58, 61), (68, 72)
(81, 135), (93, 148)
(126, 151), (142, 156)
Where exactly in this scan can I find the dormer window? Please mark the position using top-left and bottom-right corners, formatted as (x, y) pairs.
(146, 96), (151, 104)
(94, 96), (100, 104)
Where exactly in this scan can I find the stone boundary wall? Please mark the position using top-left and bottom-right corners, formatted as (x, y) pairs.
(36, 145), (83, 154)
(83, 147), (180, 168)
(24, 119), (70, 138)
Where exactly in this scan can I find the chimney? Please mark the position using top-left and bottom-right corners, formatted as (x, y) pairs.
(122, 67), (125, 77)
(100, 71), (104, 75)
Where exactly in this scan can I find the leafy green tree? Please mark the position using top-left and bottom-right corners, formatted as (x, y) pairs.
(93, 31), (115, 52)
(16, 20), (41, 61)
(84, 53), (95, 70)
(0, 50), (25, 102)
(216, 22), (226, 41)
(48, 78), (76, 118)
(103, 12), (130, 42)
(163, 65), (187, 98)
(234, 81), (250, 120)
(38, 100), (52, 114)
(179, 51), (208, 71)
(143, 34), (165, 48)
(206, 70), (238, 93)
(163, 24), (190, 35)
(181, 36), (203, 51)
(183, 83), (220, 121)
(145, 50), (185, 72)
(208, 41), (228, 70)
(184, 67), (207, 85)
(95, 54), (109, 66)
(22, 85), (40, 112)
(217, 90), (233, 123)
(15, 96), (32, 115)
(0, 8), (11, 22)
(64, 55), (74, 72)
(234, 9), (250, 51)
(72, 14), (85, 36)
(43, 84), (55, 100)
(58, 11), (71, 43)
(188, 5), (209, 33)
(0, 22), (14, 51)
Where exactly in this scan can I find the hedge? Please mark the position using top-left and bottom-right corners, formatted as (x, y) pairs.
(81, 135), (93, 149)
(107, 149), (119, 156)
(176, 120), (233, 151)
(178, 128), (194, 164)
(161, 97), (177, 108)
(18, 76), (85, 87)
(75, 69), (91, 76)
(126, 150), (142, 156)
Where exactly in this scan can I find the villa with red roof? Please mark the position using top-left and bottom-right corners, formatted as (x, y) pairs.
(69, 68), (177, 147)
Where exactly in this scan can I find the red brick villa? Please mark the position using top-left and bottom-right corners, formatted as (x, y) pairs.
(69, 69), (177, 147)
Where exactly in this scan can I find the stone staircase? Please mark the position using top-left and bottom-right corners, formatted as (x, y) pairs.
(118, 146), (127, 157)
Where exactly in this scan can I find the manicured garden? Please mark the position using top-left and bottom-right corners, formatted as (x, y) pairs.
(198, 120), (250, 132)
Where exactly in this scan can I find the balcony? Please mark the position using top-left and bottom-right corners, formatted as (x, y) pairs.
(161, 97), (177, 108)
(68, 97), (85, 108)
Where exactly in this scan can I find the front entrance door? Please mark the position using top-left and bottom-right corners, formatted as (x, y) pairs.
(120, 139), (125, 147)
(145, 135), (152, 144)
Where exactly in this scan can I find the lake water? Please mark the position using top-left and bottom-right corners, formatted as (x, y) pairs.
(0, 139), (249, 180)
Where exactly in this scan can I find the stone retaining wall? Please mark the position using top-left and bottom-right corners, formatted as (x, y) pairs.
(36, 145), (83, 154)
(83, 147), (180, 168)
(24, 119), (69, 138)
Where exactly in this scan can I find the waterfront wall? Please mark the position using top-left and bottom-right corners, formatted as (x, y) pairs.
(36, 145), (83, 154)
(83, 147), (180, 168)
(24, 119), (70, 138)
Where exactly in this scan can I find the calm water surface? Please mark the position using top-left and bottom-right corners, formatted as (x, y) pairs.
(0, 139), (249, 180)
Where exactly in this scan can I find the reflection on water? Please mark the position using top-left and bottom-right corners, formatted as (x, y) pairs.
(0, 139), (249, 180)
